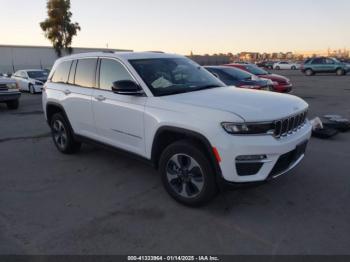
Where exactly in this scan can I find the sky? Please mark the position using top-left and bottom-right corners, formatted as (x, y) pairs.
(0, 0), (349, 55)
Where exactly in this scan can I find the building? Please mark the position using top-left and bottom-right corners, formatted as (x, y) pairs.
(0, 45), (132, 74)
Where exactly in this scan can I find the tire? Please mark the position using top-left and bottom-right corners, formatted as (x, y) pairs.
(6, 99), (19, 110)
(336, 68), (345, 76)
(50, 113), (81, 154)
(305, 69), (314, 76)
(291, 66), (296, 70)
(159, 140), (218, 207)
(29, 84), (35, 94)
(276, 66), (280, 70)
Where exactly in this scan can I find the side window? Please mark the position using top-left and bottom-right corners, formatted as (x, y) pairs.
(99, 59), (133, 91)
(75, 59), (98, 88)
(68, 60), (77, 85)
(312, 58), (323, 64)
(325, 58), (334, 64)
(52, 61), (72, 83)
(20, 71), (27, 78)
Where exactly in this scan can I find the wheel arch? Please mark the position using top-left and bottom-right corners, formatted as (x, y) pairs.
(151, 126), (222, 176)
(46, 102), (74, 133)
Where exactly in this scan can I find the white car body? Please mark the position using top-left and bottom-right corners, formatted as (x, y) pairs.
(43, 52), (312, 200)
(12, 70), (48, 93)
(273, 61), (300, 70)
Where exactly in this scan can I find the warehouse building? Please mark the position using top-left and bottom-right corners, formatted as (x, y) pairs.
(0, 45), (132, 74)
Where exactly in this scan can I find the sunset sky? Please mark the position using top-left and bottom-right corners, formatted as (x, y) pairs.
(1, 0), (349, 55)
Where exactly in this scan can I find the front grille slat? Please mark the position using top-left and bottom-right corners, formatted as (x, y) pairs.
(273, 110), (308, 139)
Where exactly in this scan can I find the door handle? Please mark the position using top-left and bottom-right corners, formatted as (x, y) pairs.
(95, 95), (106, 102)
(63, 89), (71, 95)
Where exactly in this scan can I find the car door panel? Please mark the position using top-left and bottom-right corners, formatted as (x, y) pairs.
(92, 58), (146, 156)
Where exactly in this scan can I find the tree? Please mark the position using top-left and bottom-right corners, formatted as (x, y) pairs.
(40, 0), (81, 57)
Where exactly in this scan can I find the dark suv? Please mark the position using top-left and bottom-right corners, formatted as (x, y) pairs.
(301, 57), (349, 76)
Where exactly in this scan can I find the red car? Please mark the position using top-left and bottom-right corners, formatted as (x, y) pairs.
(224, 64), (293, 93)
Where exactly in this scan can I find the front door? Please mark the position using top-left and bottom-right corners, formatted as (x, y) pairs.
(92, 58), (147, 156)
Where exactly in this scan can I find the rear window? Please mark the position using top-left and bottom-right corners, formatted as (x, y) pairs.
(74, 59), (98, 88)
(52, 61), (72, 83)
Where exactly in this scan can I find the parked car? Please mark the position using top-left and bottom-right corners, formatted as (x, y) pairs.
(12, 69), (49, 93)
(205, 66), (273, 91)
(256, 61), (276, 69)
(301, 57), (350, 76)
(43, 52), (312, 206)
(225, 64), (293, 93)
(273, 61), (300, 70)
(0, 76), (21, 109)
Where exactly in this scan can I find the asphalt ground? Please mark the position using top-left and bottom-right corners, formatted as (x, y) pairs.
(0, 71), (349, 255)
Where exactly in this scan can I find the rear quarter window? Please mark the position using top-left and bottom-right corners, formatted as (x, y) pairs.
(52, 61), (72, 83)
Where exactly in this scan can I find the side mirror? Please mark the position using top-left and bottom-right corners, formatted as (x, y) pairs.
(212, 73), (219, 78)
(112, 80), (144, 96)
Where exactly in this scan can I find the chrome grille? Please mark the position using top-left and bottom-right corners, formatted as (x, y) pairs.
(274, 110), (308, 138)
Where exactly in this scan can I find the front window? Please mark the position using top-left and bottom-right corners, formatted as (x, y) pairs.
(129, 58), (225, 96)
(244, 65), (269, 76)
(27, 70), (48, 79)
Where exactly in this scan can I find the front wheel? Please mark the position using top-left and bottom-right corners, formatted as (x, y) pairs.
(275, 66), (280, 70)
(336, 68), (345, 76)
(50, 113), (81, 154)
(159, 140), (218, 206)
(291, 66), (296, 70)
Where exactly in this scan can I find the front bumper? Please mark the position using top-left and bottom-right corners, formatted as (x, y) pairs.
(34, 84), (44, 92)
(0, 91), (21, 102)
(214, 121), (312, 183)
(273, 84), (293, 93)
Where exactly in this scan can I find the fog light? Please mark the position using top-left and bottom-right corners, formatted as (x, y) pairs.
(236, 155), (267, 162)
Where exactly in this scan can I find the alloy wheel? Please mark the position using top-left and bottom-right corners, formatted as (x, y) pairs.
(52, 119), (68, 150)
(166, 154), (204, 199)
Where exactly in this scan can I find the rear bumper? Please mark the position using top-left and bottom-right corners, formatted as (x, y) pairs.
(0, 91), (21, 102)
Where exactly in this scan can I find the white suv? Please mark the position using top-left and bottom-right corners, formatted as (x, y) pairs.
(42, 52), (312, 206)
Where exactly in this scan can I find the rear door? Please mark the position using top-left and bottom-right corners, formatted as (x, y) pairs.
(92, 57), (147, 156)
(50, 58), (97, 138)
(311, 58), (326, 72)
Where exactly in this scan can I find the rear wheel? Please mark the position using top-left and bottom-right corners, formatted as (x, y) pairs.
(291, 66), (296, 70)
(50, 113), (81, 154)
(336, 68), (345, 76)
(6, 99), (19, 110)
(305, 69), (314, 76)
(159, 140), (218, 206)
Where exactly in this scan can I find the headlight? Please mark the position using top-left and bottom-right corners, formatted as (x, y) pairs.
(221, 122), (275, 135)
(6, 82), (18, 89)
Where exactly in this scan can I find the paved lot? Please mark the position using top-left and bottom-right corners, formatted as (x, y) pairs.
(0, 71), (349, 255)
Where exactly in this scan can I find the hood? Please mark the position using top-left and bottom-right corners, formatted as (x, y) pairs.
(260, 74), (289, 84)
(0, 77), (16, 84)
(161, 86), (308, 122)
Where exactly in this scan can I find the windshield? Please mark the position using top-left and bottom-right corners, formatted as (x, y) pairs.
(220, 67), (255, 80)
(244, 65), (269, 75)
(27, 71), (48, 79)
(129, 58), (225, 96)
